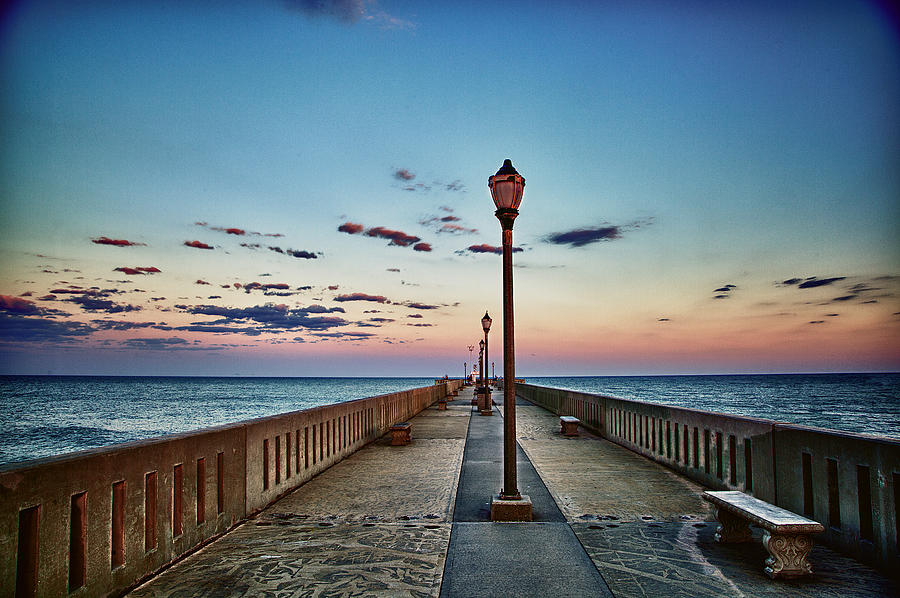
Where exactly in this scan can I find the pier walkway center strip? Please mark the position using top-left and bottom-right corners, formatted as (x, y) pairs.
(128, 387), (898, 597)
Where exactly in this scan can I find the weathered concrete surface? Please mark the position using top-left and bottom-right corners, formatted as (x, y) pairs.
(128, 520), (451, 597)
(128, 398), (471, 597)
(513, 403), (714, 522)
(573, 522), (899, 597)
(265, 402), (469, 523)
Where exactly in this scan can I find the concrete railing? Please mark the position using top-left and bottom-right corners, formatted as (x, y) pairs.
(517, 383), (900, 575)
(0, 380), (462, 597)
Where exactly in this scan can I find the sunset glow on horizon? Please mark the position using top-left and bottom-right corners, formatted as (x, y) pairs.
(1, 0), (898, 376)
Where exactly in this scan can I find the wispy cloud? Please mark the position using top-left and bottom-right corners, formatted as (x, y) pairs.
(196, 222), (283, 237)
(421, 214), (478, 235)
(266, 245), (320, 259)
(232, 281), (311, 296)
(92, 237), (146, 247)
(114, 266), (161, 275)
(283, 0), (414, 29)
(713, 284), (737, 299)
(122, 337), (226, 351)
(779, 276), (846, 289)
(462, 243), (523, 255)
(338, 221), (430, 250)
(65, 296), (142, 314)
(90, 320), (161, 331)
(800, 277), (845, 289)
(544, 219), (653, 248)
(777, 275), (898, 305)
(184, 240), (214, 250)
(404, 302), (438, 310)
(394, 168), (415, 181)
(177, 303), (349, 333)
(334, 293), (389, 303)
(283, 0), (364, 23)
(338, 222), (365, 234)
(366, 226), (420, 247)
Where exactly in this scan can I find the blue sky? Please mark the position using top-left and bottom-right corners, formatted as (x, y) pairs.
(1, 0), (898, 376)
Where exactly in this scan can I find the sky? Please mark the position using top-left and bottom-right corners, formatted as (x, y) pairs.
(1, 0), (898, 377)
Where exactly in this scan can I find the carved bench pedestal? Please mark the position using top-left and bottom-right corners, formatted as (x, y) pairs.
(713, 508), (753, 543)
(559, 416), (581, 437)
(763, 531), (815, 579)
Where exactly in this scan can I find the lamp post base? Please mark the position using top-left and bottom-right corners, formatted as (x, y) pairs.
(490, 494), (533, 521)
(479, 389), (492, 414)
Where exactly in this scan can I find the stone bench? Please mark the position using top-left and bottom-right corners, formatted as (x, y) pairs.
(389, 422), (411, 446)
(437, 398), (448, 410)
(702, 490), (824, 579)
(560, 416), (580, 437)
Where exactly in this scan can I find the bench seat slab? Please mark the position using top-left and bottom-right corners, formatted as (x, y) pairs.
(703, 491), (824, 534)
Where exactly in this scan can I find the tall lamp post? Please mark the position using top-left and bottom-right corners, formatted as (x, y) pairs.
(488, 158), (532, 521)
(480, 312), (493, 415)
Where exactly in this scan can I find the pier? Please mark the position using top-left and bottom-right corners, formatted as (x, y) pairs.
(2, 382), (898, 596)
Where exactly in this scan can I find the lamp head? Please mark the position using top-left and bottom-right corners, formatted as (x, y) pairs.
(488, 159), (525, 212)
(482, 311), (492, 332)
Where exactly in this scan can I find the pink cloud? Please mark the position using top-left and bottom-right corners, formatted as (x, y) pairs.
(338, 222), (365, 235)
(184, 240), (214, 250)
(0, 294), (39, 313)
(92, 237), (145, 247)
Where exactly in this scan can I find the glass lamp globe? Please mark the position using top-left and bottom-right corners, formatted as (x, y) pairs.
(482, 311), (492, 332)
(488, 159), (525, 211)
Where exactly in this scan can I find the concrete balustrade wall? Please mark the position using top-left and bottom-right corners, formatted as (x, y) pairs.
(517, 383), (900, 574)
(0, 380), (461, 598)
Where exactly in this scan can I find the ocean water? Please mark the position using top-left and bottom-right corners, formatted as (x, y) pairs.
(0, 374), (896, 468)
(0, 376), (434, 467)
(526, 373), (900, 439)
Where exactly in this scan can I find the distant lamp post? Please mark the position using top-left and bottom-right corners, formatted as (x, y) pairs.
(488, 158), (531, 521)
(492, 361), (495, 380)
(467, 345), (475, 384)
(478, 340), (485, 388)
(480, 312), (493, 415)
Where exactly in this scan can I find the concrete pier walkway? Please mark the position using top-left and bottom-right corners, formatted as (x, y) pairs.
(128, 387), (898, 597)
(440, 396), (611, 597)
